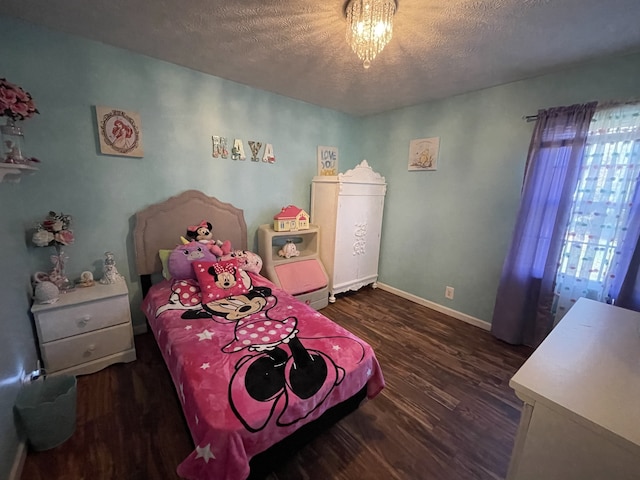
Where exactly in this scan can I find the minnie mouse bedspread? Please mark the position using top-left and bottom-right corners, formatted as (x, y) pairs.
(141, 272), (385, 480)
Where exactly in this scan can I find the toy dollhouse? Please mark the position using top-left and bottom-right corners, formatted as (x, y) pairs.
(273, 205), (310, 232)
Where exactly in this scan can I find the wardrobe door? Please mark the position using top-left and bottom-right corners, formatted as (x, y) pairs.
(333, 193), (383, 291)
(332, 194), (360, 291)
(355, 194), (384, 284)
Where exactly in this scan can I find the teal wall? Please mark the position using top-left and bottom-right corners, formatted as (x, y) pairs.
(362, 52), (640, 322)
(2, 13), (640, 479)
(0, 198), (36, 476)
(0, 16), (358, 478)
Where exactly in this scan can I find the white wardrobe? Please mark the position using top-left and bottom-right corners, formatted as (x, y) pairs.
(311, 160), (387, 302)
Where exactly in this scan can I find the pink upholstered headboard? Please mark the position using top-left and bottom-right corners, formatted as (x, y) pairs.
(134, 190), (248, 279)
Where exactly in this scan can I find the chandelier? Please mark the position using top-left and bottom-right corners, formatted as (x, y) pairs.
(345, 0), (397, 69)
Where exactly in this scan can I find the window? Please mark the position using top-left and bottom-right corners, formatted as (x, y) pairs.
(554, 105), (640, 322)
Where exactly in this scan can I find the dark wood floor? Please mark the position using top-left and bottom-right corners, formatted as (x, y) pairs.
(21, 287), (532, 480)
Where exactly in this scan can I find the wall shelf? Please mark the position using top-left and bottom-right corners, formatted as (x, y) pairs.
(0, 163), (38, 183)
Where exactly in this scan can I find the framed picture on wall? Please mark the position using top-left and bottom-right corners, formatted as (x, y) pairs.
(408, 137), (439, 171)
(95, 106), (144, 158)
(317, 145), (338, 176)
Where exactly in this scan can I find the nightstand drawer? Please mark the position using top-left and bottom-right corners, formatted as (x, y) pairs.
(41, 323), (134, 373)
(36, 295), (130, 342)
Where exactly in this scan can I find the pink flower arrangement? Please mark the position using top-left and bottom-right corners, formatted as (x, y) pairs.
(0, 78), (39, 122)
(32, 211), (75, 248)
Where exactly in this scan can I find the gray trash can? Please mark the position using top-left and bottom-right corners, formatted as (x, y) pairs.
(15, 375), (77, 451)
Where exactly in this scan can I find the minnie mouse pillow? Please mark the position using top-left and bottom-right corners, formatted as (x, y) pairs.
(193, 259), (249, 301)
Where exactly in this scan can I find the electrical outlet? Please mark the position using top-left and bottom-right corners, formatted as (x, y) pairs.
(445, 286), (454, 300)
(21, 370), (37, 385)
(21, 360), (43, 384)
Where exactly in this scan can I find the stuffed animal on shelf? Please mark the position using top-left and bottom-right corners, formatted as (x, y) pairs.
(185, 220), (232, 257)
(278, 240), (300, 259)
(168, 240), (218, 280)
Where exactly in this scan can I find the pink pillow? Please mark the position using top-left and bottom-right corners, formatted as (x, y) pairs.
(193, 259), (249, 301)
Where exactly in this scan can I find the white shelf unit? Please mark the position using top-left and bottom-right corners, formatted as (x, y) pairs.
(258, 224), (329, 310)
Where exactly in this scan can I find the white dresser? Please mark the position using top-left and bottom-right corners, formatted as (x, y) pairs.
(31, 282), (136, 376)
(507, 298), (640, 480)
(311, 159), (386, 303)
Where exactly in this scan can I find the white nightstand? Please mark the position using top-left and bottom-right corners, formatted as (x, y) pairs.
(31, 281), (136, 376)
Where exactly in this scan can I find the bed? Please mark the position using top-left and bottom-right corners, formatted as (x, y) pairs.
(134, 190), (385, 480)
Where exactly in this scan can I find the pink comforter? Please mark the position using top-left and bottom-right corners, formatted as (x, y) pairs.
(141, 272), (384, 480)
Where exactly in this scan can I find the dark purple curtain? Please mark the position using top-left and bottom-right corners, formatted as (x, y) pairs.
(491, 103), (597, 347)
(613, 139), (640, 310)
(616, 240), (640, 311)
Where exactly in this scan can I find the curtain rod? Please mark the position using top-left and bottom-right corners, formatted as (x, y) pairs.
(523, 99), (639, 122)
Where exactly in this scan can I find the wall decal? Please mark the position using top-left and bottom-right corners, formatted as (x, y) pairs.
(212, 136), (220, 157)
(232, 138), (246, 161)
(317, 145), (338, 175)
(96, 106), (143, 158)
(220, 137), (228, 158)
(262, 143), (275, 163)
(212, 136), (229, 158)
(248, 141), (262, 162)
(408, 137), (439, 171)
(211, 135), (274, 164)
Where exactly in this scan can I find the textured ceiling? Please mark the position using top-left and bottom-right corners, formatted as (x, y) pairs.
(3, 0), (640, 116)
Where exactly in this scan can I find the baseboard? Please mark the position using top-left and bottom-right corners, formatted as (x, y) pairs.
(133, 323), (148, 335)
(9, 440), (27, 480)
(376, 283), (491, 331)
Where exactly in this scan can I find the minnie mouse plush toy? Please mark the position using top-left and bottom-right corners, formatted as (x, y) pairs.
(186, 220), (231, 257)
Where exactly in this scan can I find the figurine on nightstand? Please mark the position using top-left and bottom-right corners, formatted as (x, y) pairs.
(77, 270), (95, 287)
(99, 251), (124, 284)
